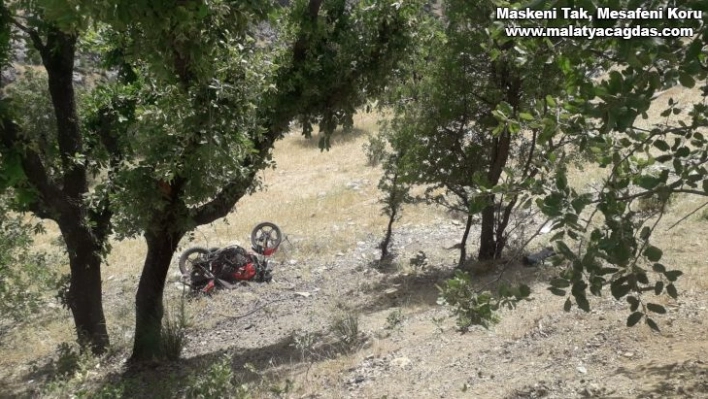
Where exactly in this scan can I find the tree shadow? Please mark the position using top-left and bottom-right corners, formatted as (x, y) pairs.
(359, 255), (555, 315)
(614, 360), (708, 398)
(293, 127), (368, 149)
(15, 323), (363, 399)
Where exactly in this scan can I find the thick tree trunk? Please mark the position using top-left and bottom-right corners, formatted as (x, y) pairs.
(57, 218), (110, 355)
(130, 229), (184, 363)
(478, 202), (497, 261)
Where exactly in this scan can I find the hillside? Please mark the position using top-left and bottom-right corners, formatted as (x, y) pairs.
(1, 108), (707, 398)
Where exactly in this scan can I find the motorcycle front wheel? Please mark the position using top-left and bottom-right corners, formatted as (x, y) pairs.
(251, 222), (282, 253)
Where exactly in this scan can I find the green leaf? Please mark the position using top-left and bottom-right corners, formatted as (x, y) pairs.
(550, 278), (570, 288)
(545, 95), (556, 107)
(652, 263), (666, 273)
(519, 112), (534, 121)
(626, 312), (643, 327)
(639, 226), (651, 240)
(653, 140), (670, 151)
(663, 270), (683, 282)
(686, 39), (703, 61)
(636, 176), (661, 190)
(555, 241), (576, 260)
(646, 303), (666, 314)
(564, 297), (572, 312)
(644, 246), (663, 262)
(626, 296), (640, 312)
(646, 317), (660, 332)
(610, 281), (632, 299)
(556, 171), (567, 190)
(575, 294), (590, 312)
(666, 283), (678, 299)
(548, 287), (566, 296)
(679, 72), (696, 88)
(654, 281), (664, 295)
(636, 272), (649, 285)
(598, 267), (619, 275)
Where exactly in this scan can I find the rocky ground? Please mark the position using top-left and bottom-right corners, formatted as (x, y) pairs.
(146, 220), (708, 399)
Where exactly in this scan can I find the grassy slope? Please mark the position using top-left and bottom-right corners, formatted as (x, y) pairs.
(1, 85), (707, 397)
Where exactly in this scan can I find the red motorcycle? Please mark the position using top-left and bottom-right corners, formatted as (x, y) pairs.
(178, 222), (282, 294)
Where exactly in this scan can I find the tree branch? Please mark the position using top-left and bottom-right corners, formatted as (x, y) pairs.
(10, 19), (45, 52)
(0, 116), (69, 217)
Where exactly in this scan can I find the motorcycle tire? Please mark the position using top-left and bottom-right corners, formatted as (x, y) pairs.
(250, 222), (282, 252)
(178, 247), (211, 276)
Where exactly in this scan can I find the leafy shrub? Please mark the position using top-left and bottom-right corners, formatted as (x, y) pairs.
(292, 329), (317, 361)
(409, 251), (428, 269)
(161, 300), (189, 361)
(437, 270), (530, 331)
(74, 381), (126, 399)
(330, 311), (360, 350)
(186, 354), (250, 399)
(363, 134), (387, 166)
(0, 203), (58, 323)
(386, 308), (404, 329)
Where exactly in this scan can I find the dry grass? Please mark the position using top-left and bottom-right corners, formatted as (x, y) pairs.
(0, 110), (445, 377)
(2, 83), (708, 396)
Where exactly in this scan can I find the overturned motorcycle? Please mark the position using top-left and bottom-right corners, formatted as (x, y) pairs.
(178, 222), (282, 294)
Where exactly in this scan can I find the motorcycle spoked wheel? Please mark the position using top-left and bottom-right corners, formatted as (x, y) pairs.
(251, 222), (282, 253)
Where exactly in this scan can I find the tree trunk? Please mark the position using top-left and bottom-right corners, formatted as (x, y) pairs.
(478, 202), (497, 261)
(458, 211), (474, 267)
(57, 218), (110, 355)
(379, 171), (402, 263)
(130, 229), (184, 363)
(379, 205), (397, 262)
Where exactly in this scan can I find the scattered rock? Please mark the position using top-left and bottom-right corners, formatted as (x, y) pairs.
(72, 71), (84, 84)
(1, 68), (17, 84)
(391, 357), (412, 369)
(384, 288), (399, 296)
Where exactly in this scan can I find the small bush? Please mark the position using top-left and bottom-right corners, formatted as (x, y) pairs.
(161, 300), (188, 361)
(187, 354), (250, 399)
(437, 270), (530, 331)
(409, 251), (428, 269)
(0, 205), (60, 321)
(386, 308), (404, 329)
(363, 134), (387, 166)
(330, 311), (360, 350)
(74, 381), (125, 399)
(292, 329), (317, 361)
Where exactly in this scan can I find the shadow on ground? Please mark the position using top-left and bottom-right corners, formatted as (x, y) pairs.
(293, 127), (368, 149)
(618, 360), (708, 398)
(360, 254), (558, 315)
(12, 324), (361, 399)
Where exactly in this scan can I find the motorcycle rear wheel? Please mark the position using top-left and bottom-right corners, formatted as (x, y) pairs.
(178, 247), (211, 276)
